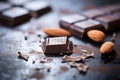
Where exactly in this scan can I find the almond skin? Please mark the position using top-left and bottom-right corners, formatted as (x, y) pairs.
(87, 30), (105, 42)
(43, 28), (71, 36)
(100, 41), (114, 54)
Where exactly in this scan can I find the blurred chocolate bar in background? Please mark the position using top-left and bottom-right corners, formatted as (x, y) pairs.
(59, 3), (120, 38)
(0, 0), (52, 27)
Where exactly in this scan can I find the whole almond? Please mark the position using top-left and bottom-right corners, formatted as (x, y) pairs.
(100, 41), (114, 54)
(43, 28), (71, 36)
(87, 30), (105, 42)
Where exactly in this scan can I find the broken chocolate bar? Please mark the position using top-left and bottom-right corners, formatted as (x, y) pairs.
(23, 0), (51, 18)
(95, 14), (120, 31)
(71, 19), (105, 38)
(42, 36), (73, 55)
(0, 7), (31, 26)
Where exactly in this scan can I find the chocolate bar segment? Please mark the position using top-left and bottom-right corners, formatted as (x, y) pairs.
(42, 36), (73, 55)
(81, 8), (105, 18)
(23, 0), (51, 18)
(95, 15), (120, 31)
(59, 14), (87, 31)
(0, 7), (31, 27)
(71, 19), (105, 38)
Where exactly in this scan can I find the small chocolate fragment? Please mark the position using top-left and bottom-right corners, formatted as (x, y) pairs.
(95, 15), (120, 31)
(71, 19), (105, 38)
(81, 8), (105, 18)
(77, 63), (88, 72)
(18, 51), (29, 61)
(0, 7), (31, 26)
(23, 0), (51, 18)
(69, 62), (88, 72)
(59, 14), (87, 30)
(62, 55), (82, 62)
(42, 36), (73, 55)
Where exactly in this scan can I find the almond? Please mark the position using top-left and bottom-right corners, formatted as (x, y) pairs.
(87, 30), (105, 42)
(100, 41), (114, 54)
(43, 28), (71, 36)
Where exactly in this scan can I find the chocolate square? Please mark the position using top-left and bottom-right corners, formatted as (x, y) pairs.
(71, 19), (105, 38)
(42, 36), (73, 55)
(23, 0), (51, 18)
(81, 8), (105, 18)
(95, 15), (120, 31)
(59, 14), (87, 31)
(0, 7), (31, 26)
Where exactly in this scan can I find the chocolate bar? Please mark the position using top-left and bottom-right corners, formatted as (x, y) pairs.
(71, 19), (105, 38)
(23, 0), (51, 18)
(81, 8), (105, 18)
(95, 14), (120, 31)
(42, 36), (73, 55)
(0, 7), (31, 26)
(0, 2), (12, 13)
(59, 14), (87, 31)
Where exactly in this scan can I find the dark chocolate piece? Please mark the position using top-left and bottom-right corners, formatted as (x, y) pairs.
(81, 8), (105, 18)
(42, 36), (73, 55)
(23, 0), (51, 18)
(59, 14), (87, 31)
(95, 15), (120, 31)
(0, 7), (31, 26)
(71, 19), (105, 38)
(0, 2), (12, 13)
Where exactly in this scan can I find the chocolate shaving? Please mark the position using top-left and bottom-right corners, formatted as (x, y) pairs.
(77, 63), (88, 72)
(69, 62), (88, 72)
(62, 55), (82, 62)
(18, 52), (29, 61)
(69, 62), (79, 67)
(81, 52), (94, 60)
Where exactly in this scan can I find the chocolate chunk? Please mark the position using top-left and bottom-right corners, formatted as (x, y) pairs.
(0, 2), (12, 13)
(71, 19), (105, 38)
(0, 7), (31, 27)
(23, 0), (51, 18)
(95, 14), (120, 31)
(81, 8), (105, 18)
(59, 14), (87, 30)
(42, 36), (73, 55)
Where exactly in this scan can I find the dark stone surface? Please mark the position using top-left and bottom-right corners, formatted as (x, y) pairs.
(0, 0), (120, 80)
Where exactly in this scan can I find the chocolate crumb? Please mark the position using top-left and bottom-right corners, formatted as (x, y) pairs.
(47, 68), (51, 72)
(37, 34), (41, 37)
(18, 51), (29, 61)
(24, 36), (28, 40)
